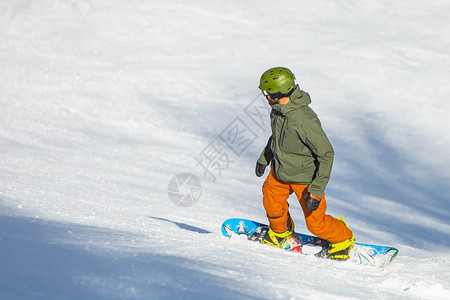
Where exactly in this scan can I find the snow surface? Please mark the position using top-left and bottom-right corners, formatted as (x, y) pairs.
(1, 0), (450, 299)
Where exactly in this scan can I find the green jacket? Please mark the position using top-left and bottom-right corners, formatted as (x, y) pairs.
(258, 85), (334, 197)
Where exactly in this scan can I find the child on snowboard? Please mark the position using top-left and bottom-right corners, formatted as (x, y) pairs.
(256, 67), (354, 260)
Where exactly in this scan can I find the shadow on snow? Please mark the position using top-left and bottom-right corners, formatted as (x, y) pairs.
(328, 113), (450, 249)
(148, 216), (212, 234)
(0, 215), (255, 300)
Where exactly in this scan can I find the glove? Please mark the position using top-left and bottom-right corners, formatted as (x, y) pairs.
(255, 162), (267, 177)
(303, 192), (321, 211)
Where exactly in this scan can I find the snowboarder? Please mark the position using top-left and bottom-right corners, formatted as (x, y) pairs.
(255, 67), (354, 260)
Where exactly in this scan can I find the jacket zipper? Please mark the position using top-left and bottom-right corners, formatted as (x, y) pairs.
(280, 116), (287, 147)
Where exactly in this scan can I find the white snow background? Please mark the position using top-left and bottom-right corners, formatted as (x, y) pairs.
(1, 0), (450, 299)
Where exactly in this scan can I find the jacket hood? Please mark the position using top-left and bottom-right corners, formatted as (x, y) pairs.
(290, 85), (311, 106)
(272, 85), (311, 115)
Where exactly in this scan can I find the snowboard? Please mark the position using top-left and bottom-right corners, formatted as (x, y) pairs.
(221, 218), (398, 268)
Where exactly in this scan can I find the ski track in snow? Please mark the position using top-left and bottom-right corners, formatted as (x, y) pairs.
(1, 0), (450, 299)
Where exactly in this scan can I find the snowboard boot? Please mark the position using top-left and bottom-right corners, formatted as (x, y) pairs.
(261, 221), (302, 253)
(327, 216), (355, 260)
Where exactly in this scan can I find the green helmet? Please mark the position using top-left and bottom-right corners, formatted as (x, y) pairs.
(259, 67), (296, 99)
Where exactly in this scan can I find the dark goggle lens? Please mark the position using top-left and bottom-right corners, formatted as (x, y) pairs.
(261, 90), (285, 102)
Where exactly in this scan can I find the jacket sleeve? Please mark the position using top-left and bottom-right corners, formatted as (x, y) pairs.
(301, 118), (334, 197)
(257, 135), (273, 166)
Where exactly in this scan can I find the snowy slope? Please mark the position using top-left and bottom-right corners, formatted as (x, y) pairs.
(1, 0), (450, 299)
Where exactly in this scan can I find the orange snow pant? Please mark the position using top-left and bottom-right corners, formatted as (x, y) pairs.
(262, 169), (353, 244)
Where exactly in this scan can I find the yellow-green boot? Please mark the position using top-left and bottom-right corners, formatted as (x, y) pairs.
(328, 216), (355, 260)
(261, 221), (302, 252)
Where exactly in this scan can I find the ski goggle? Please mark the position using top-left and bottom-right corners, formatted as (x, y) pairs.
(261, 90), (285, 102)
